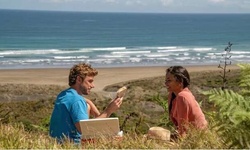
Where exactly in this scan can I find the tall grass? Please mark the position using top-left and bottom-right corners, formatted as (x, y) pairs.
(1, 121), (231, 149)
(0, 122), (178, 149)
(1, 65), (249, 148)
(177, 125), (224, 149)
(0, 123), (76, 149)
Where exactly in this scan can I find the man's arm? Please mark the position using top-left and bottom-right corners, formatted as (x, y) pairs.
(96, 97), (123, 118)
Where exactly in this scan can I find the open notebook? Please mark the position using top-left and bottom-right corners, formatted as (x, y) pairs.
(79, 117), (120, 139)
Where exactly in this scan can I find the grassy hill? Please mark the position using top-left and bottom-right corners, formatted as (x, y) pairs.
(0, 68), (245, 149)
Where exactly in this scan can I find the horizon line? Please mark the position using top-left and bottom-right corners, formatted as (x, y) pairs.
(1, 8), (250, 15)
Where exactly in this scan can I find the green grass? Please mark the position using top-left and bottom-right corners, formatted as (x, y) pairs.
(0, 68), (245, 149)
(0, 122), (226, 149)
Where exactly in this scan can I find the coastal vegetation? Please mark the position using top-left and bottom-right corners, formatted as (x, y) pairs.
(218, 42), (233, 90)
(0, 64), (250, 149)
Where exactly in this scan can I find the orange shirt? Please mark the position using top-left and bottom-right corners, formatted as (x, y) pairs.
(168, 88), (207, 135)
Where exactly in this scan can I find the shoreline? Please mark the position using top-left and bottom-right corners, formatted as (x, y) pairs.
(0, 64), (240, 92)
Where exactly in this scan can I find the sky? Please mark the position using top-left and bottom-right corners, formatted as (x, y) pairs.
(0, 0), (249, 13)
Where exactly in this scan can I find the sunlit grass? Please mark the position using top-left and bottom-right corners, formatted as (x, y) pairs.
(0, 122), (175, 149)
(0, 122), (228, 149)
(0, 69), (245, 149)
(0, 123), (79, 149)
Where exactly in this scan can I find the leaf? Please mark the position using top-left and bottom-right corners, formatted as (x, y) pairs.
(201, 63), (250, 148)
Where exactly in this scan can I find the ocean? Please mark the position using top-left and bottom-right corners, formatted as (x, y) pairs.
(0, 9), (250, 69)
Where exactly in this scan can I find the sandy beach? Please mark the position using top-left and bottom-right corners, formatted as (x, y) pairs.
(0, 65), (239, 92)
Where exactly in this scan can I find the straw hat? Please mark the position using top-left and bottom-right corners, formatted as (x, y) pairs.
(147, 126), (171, 141)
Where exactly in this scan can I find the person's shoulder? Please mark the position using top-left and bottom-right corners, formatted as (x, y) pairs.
(179, 88), (192, 94)
(58, 87), (71, 93)
(64, 88), (79, 96)
(59, 88), (84, 101)
(178, 88), (194, 99)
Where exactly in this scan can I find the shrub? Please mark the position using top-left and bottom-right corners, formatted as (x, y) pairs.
(203, 63), (250, 148)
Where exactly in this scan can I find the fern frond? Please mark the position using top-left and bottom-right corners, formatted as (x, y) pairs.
(237, 63), (250, 71)
(203, 89), (245, 112)
(239, 74), (250, 87)
(202, 63), (250, 148)
(233, 111), (250, 124)
(238, 64), (250, 89)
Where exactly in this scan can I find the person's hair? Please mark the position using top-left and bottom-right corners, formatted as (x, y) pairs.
(166, 66), (190, 88)
(68, 63), (98, 86)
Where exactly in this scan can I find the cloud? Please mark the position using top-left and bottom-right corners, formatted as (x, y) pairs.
(3, 0), (249, 13)
(160, 0), (174, 6)
(124, 0), (146, 6)
(208, 0), (225, 3)
(38, 0), (80, 3)
(104, 0), (117, 3)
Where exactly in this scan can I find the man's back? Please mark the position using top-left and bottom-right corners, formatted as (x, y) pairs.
(49, 88), (88, 143)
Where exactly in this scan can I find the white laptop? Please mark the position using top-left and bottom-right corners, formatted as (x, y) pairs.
(79, 117), (120, 139)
